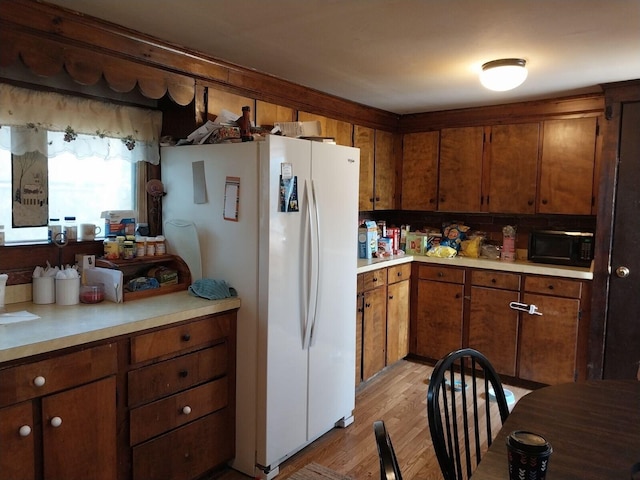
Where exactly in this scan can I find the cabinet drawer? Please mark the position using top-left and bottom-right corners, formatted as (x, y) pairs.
(131, 313), (234, 364)
(471, 270), (521, 290)
(128, 343), (228, 407)
(417, 265), (465, 284)
(524, 276), (583, 299)
(387, 263), (411, 284)
(130, 377), (228, 446)
(0, 343), (117, 407)
(132, 409), (233, 480)
(362, 268), (387, 290)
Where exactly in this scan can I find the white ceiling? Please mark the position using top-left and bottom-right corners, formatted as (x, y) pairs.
(44, 0), (640, 114)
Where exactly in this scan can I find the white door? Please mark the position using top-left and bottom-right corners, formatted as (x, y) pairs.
(307, 142), (359, 440)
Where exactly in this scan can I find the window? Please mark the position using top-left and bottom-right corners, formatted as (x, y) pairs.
(0, 141), (135, 244)
(0, 82), (163, 244)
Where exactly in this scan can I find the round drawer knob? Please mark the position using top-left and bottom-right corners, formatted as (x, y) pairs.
(182, 405), (192, 415)
(33, 376), (46, 387)
(181, 333), (191, 342)
(19, 425), (32, 437)
(179, 370), (189, 378)
(50, 416), (62, 428)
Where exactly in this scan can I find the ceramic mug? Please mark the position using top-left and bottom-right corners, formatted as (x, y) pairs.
(80, 223), (102, 241)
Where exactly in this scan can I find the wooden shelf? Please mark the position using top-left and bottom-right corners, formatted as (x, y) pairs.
(96, 254), (191, 301)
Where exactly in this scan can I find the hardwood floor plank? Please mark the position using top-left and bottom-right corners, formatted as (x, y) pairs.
(211, 360), (530, 480)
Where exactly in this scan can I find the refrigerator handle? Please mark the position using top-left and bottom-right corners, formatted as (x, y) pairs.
(302, 179), (319, 350)
(308, 179), (321, 346)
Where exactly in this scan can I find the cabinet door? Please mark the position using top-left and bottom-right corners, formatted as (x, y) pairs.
(487, 123), (539, 213)
(415, 280), (464, 360)
(42, 376), (116, 480)
(374, 130), (396, 210)
(0, 401), (35, 480)
(355, 125), (375, 211)
(401, 131), (439, 210)
(468, 286), (519, 376)
(519, 293), (581, 384)
(538, 117), (598, 214)
(386, 279), (410, 365)
(298, 111), (353, 146)
(362, 286), (387, 381)
(439, 126), (484, 212)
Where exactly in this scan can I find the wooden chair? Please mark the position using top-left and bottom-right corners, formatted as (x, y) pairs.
(427, 348), (510, 480)
(373, 420), (403, 480)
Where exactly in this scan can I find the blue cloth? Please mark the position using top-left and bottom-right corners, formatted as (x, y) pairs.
(188, 278), (237, 300)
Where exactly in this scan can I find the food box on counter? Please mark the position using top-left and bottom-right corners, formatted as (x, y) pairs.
(358, 220), (378, 259)
(377, 237), (393, 257)
(405, 232), (431, 255)
(101, 210), (136, 237)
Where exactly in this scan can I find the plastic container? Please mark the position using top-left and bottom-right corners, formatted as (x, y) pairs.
(80, 283), (105, 304)
(32, 276), (55, 304)
(64, 216), (78, 242)
(55, 277), (80, 305)
(104, 236), (119, 260)
(146, 238), (156, 256)
(48, 218), (62, 244)
(123, 240), (135, 259)
(155, 235), (166, 255)
(135, 237), (146, 257)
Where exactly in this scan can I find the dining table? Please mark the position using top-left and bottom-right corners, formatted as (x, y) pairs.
(471, 380), (640, 479)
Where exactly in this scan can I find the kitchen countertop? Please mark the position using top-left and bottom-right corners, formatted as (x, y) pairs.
(357, 254), (593, 280)
(0, 291), (241, 364)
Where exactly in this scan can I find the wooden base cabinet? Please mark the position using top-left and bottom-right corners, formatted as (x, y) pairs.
(386, 264), (411, 365)
(128, 312), (236, 480)
(468, 270), (521, 377)
(414, 265), (465, 360)
(519, 276), (587, 384)
(360, 269), (388, 382)
(0, 344), (117, 480)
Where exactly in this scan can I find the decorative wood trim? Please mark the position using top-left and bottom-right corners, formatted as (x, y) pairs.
(399, 93), (605, 132)
(1, 0), (398, 129)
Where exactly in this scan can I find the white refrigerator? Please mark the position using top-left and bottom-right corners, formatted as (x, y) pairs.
(161, 135), (360, 479)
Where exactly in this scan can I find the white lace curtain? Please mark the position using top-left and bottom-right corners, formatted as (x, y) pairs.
(0, 82), (162, 164)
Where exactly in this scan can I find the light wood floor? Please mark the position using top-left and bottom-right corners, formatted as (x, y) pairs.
(212, 359), (531, 480)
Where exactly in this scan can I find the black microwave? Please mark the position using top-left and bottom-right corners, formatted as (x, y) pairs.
(528, 230), (594, 267)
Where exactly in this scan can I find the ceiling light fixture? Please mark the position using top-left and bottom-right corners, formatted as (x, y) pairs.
(480, 58), (528, 91)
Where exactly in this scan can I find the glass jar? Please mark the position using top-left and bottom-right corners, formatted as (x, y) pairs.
(48, 218), (61, 244)
(64, 216), (77, 242)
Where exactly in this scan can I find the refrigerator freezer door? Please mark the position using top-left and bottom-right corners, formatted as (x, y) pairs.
(256, 136), (312, 468)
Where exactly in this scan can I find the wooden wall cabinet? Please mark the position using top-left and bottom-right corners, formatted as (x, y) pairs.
(438, 126), (484, 212)
(400, 117), (600, 215)
(355, 126), (397, 211)
(0, 344), (118, 480)
(414, 264), (465, 360)
(401, 131), (439, 210)
(538, 117), (599, 214)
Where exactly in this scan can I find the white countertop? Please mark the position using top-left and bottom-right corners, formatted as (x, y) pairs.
(357, 254), (593, 280)
(0, 291), (241, 364)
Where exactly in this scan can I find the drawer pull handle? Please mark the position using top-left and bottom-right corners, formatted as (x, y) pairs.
(33, 376), (46, 387)
(19, 425), (32, 437)
(179, 370), (189, 378)
(438, 272), (444, 277)
(397, 272), (402, 277)
(182, 406), (192, 415)
(50, 416), (62, 428)
(491, 278), (497, 283)
(182, 333), (191, 342)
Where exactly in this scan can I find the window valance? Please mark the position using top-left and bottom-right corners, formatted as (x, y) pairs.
(0, 83), (162, 164)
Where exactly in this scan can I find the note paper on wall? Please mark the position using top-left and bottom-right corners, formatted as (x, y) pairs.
(223, 176), (240, 221)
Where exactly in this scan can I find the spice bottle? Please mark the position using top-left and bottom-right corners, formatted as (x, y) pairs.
(48, 218), (61, 244)
(155, 235), (166, 255)
(239, 106), (253, 142)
